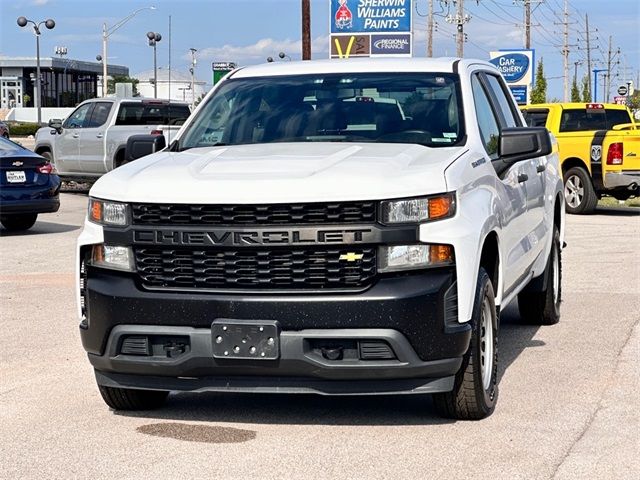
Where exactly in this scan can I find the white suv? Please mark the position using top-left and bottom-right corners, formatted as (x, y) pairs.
(77, 58), (564, 420)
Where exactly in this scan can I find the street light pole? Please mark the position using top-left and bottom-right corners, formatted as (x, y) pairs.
(17, 16), (55, 125)
(102, 6), (155, 97)
(189, 48), (197, 109)
(147, 32), (162, 98)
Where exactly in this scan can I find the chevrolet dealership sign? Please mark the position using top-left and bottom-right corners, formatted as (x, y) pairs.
(330, 0), (412, 58)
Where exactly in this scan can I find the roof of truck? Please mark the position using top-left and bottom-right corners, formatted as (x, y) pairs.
(230, 57), (496, 79)
(521, 102), (630, 111)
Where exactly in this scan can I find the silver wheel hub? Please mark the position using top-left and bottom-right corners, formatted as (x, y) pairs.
(564, 175), (584, 208)
(480, 296), (494, 391)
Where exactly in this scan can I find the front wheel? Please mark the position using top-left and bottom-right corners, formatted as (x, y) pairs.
(1, 213), (38, 231)
(564, 166), (598, 214)
(433, 267), (498, 420)
(98, 384), (169, 410)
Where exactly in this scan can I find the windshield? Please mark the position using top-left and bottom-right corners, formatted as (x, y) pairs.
(179, 72), (465, 150)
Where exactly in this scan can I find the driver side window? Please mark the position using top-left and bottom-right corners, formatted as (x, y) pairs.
(63, 103), (94, 129)
(471, 75), (500, 159)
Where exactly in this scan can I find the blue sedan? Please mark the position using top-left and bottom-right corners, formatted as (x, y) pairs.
(0, 136), (60, 231)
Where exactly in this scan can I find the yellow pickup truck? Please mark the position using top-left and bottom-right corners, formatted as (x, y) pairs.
(521, 103), (639, 213)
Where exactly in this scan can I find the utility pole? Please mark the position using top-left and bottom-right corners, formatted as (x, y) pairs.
(604, 36), (622, 102)
(585, 14), (592, 100)
(606, 36), (612, 102)
(427, 0), (434, 57)
(562, 0), (569, 101)
(577, 13), (598, 101)
(456, 0), (465, 58)
(446, 0), (470, 57)
(524, 0), (531, 49)
(302, 0), (311, 60)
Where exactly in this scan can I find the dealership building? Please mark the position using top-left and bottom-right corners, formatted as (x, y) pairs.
(0, 56), (128, 109)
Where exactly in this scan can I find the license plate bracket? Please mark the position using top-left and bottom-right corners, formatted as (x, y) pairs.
(212, 319), (280, 360)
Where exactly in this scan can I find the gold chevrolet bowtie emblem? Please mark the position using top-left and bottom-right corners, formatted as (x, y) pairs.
(339, 252), (364, 262)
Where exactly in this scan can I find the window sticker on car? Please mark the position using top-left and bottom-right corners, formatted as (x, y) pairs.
(443, 132), (457, 138)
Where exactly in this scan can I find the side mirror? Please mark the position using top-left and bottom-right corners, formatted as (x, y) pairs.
(499, 127), (552, 164)
(125, 134), (166, 162)
(48, 118), (63, 133)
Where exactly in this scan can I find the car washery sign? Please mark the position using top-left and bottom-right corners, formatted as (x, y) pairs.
(330, 0), (412, 59)
(489, 50), (535, 105)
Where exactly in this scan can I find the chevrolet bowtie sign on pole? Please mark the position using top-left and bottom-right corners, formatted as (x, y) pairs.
(330, 0), (412, 59)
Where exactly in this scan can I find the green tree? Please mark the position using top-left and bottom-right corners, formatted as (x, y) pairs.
(107, 75), (140, 96)
(570, 77), (581, 102)
(627, 91), (640, 111)
(530, 59), (547, 104)
(581, 75), (591, 102)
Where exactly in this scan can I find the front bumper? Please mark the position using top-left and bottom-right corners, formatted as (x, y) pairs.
(83, 268), (470, 394)
(93, 326), (462, 395)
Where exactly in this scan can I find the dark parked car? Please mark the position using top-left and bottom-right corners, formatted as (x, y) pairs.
(0, 121), (9, 139)
(0, 136), (60, 231)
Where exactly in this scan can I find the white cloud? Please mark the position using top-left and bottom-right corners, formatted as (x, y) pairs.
(193, 35), (330, 64)
(32, 0), (50, 5)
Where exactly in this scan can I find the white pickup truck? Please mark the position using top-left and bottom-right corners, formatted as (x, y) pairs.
(77, 58), (564, 420)
(34, 97), (190, 179)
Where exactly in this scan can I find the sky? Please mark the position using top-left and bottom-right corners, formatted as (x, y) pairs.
(1, 0), (638, 100)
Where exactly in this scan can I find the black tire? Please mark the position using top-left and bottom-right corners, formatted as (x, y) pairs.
(40, 150), (53, 162)
(2, 132), (8, 139)
(98, 384), (168, 410)
(518, 227), (562, 325)
(433, 267), (498, 420)
(1, 213), (38, 231)
(563, 166), (598, 214)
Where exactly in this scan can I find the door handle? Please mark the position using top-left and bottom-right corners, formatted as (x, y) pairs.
(96, 133), (104, 139)
(536, 164), (546, 173)
(517, 173), (529, 183)
(72, 133), (80, 138)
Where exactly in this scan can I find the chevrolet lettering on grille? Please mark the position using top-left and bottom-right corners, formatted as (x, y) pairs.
(132, 227), (374, 246)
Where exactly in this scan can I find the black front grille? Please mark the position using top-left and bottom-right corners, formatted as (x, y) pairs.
(135, 247), (377, 290)
(131, 201), (377, 226)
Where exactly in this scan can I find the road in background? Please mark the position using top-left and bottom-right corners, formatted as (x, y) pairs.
(1, 194), (638, 479)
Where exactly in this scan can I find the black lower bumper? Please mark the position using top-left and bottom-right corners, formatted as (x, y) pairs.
(91, 326), (462, 395)
(83, 268), (470, 393)
(0, 197), (60, 215)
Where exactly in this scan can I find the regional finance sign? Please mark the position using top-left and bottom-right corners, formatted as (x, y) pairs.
(330, 0), (412, 59)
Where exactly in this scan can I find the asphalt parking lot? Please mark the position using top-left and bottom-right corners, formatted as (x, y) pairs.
(1, 193), (638, 480)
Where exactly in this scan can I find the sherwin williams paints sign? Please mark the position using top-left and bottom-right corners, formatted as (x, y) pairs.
(330, 0), (412, 58)
(489, 49), (535, 105)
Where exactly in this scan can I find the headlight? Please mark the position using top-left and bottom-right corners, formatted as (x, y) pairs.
(378, 244), (454, 273)
(89, 198), (128, 226)
(91, 244), (134, 271)
(380, 194), (455, 224)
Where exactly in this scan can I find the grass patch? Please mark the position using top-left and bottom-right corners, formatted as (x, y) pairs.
(598, 196), (640, 208)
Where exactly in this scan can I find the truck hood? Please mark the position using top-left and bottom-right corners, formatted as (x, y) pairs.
(91, 142), (466, 203)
